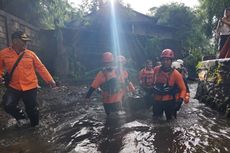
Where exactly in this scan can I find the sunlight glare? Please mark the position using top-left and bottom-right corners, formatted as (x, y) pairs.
(110, 0), (121, 58)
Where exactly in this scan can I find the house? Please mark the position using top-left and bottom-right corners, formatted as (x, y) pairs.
(63, 2), (175, 71)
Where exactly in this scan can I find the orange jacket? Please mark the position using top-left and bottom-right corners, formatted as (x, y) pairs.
(119, 69), (135, 93)
(153, 66), (186, 101)
(91, 68), (134, 103)
(139, 68), (154, 87)
(0, 48), (53, 91)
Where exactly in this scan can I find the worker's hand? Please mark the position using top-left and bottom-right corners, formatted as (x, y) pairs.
(47, 80), (56, 88)
(184, 93), (190, 104)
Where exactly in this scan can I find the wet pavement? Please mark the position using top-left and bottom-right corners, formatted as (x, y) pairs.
(1, 83), (230, 153)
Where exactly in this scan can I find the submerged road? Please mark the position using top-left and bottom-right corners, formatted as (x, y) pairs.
(1, 83), (230, 153)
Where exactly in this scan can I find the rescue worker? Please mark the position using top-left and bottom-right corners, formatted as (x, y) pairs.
(139, 60), (154, 108)
(171, 60), (190, 117)
(0, 31), (56, 127)
(176, 59), (188, 79)
(85, 52), (134, 115)
(152, 49), (186, 120)
(116, 55), (135, 109)
(116, 55), (135, 94)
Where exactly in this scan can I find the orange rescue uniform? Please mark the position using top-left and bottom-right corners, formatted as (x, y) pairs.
(139, 68), (154, 87)
(0, 48), (53, 91)
(91, 69), (134, 104)
(153, 66), (186, 101)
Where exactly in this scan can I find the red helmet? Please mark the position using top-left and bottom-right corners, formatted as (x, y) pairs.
(160, 49), (175, 59)
(102, 52), (113, 63)
(117, 55), (127, 64)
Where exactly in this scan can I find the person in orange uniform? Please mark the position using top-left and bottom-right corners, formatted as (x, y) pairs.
(85, 52), (134, 115)
(0, 31), (56, 127)
(139, 60), (154, 91)
(116, 55), (135, 95)
(152, 49), (186, 120)
(139, 60), (154, 107)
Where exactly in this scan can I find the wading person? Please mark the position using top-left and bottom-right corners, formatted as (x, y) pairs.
(116, 55), (135, 110)
(171, 60), (190, 117)
(116, 55), (135, 96)
(85, 52), (134, 115)
(0, 31), (56, 127)
(139, 60), (154, 108)
(152, 49), (186, 120)
(176, 59), (188, 79)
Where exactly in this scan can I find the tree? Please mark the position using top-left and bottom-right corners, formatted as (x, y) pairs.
(0, 0), (78, 29)
(149, 3), (212, 59)
(147, 3), (215, 78)
(78, 0), (125, 15)
(198, 0), (230, 38)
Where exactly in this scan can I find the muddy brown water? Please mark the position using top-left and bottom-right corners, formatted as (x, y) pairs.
(1, 83), (230, 153)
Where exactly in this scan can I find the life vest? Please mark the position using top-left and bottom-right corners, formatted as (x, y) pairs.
(153, 67), (175, 95)
(100, 68), (127, 95)
(139, 68), (154, 87)
(152, 66), (185, 101)
(91, 67), (135, 103)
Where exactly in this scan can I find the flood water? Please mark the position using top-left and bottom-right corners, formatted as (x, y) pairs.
(1, 83), (230, 153)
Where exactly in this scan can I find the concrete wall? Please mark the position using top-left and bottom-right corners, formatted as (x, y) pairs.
(196, 59), (230, 116)
(0, 10), (39, 50)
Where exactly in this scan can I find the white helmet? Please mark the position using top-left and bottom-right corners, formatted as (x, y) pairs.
(176, 59), (184, 65)
(171, 61), (182, 69)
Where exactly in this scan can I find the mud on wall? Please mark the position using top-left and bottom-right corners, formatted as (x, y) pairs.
(195, 59), (230, 116)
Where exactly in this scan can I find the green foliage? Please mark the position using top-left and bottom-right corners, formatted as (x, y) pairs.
(40, 0), (79, 29)
(196, 61), (203, 70)
(148, 3), (218, 78)
(198, 0), (230, 37)
(0, 0), (79, 29)
(144, 36), (161, 58)
(78, 0), (125, 15)
(153, 3), (210, 54)
(78, 0), (102, 15)
(205, 62), (223, 84)
(147, 3), (217, 68)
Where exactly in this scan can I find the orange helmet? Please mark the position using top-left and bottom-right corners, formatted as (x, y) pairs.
(117, 55), (127, 64)
(160, 49), (175, 59)
(102, 52), (113, 63)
